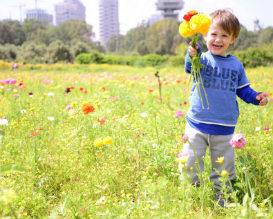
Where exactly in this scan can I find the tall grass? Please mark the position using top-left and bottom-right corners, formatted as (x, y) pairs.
(0, 63), (272, 218)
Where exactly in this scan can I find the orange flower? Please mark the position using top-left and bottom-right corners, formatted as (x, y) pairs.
(82, 104), (95, 115)
(97, 118), (106, 124)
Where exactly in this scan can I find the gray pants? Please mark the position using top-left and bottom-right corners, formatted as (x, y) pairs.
(181, 123), (236, 191)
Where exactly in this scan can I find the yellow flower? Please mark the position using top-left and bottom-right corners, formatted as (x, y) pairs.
(94, 138), (104, 147)
(103, 137), (113, 145)
(216, 157), (224, 164)
(221, 170), (229, 177)
(179, 13), (211, 38)
(81, 101), (89, 106)
(190, 14), (211, 34)
(176, 156), (189, 165)
(179, 21), (195, 38)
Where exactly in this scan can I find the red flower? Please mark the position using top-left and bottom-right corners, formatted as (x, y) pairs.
(82, 104), (95, 115)
(80, 87), (84, 91)
(183, 10), (198, 21)
(97, 118), (106, 125)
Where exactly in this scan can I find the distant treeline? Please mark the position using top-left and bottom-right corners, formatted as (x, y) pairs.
(0, 18), (273, 67)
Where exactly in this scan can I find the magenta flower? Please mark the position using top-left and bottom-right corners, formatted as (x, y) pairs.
(174, 110), (184, 117)
(14, 94), (20, 98)
(66, 105), (72, 111)
(182, 134), (188, 142)
(230, 133), (246, 149)
(264, 126), (270, 130)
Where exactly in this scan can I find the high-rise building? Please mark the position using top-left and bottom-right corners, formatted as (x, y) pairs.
(55, 0), (86, 25)
(25, 9), (53, 24)
(156, 0), (184, 20)
(99, 0), (119, 49)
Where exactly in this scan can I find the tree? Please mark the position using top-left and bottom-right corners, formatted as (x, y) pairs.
(107, 35), (125, 53)
(53, 20), (94, 45)
(122, 22), (148, 52)
(22, 19), (52, 44)
(257, 27), (273, 46)
(145, 18), (182, 55)
(45, 40), (72, 63)
(19, 42), (46, 63)
(0, 20), (25, 45)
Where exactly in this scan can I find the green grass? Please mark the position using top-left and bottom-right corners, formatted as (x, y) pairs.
(0, 63), (272, 218)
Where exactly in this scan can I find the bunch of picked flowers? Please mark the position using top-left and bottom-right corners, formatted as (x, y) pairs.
(179, 10), (211, 109)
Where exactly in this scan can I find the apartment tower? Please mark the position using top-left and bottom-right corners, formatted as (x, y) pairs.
(99, 0), (119, 49)
(55, 0), (86, 25)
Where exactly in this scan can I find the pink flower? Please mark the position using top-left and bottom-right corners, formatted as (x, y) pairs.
(182, 134), (188, 142)
(14, 94), (20, 98)
(230, 133), (246, 149)
(264, 126), (270, 130)
(66, 105), (72, 111)
(174, 110), (184, 117)
(158, 97), (162, 101)
(268, 98), (273, 102)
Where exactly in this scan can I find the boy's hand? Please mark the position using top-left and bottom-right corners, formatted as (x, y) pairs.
(256, 92), (268, 106)
(188, 41), (198, 57)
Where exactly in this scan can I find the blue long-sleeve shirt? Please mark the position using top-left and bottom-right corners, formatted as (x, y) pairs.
(185, 46), (260, 135)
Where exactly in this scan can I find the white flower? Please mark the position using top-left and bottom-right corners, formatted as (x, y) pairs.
(47, 117), (54, 121)
(0, 118), (8, 126)
(255, 127), (261, 131)
(21, 109), (26, 114)
(48, 92), (54, 96)
(140, 112), (148, 117)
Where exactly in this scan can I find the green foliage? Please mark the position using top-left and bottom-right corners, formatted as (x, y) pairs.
(19, 42), (46, 63)
(234, 45), (273, 67)
(0, 20), (25, 45)
(138, 54), (169, 67)
(45, 40), (72, 63)
(75, 51), (104, 64)
(146, 18), (182, 55)
(0, 44), (18, 61)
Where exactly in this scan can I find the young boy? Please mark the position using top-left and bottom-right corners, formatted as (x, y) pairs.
(182, 9), (268, 207)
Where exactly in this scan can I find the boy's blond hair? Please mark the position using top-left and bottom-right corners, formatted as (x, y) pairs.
(210, 9), (240, 39)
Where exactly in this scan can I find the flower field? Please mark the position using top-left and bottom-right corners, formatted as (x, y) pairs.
(0, 63), (272, 218)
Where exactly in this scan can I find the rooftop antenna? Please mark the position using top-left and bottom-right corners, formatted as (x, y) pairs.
(10, 4), (26, 22)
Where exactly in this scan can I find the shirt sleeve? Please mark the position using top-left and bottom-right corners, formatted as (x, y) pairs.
(236, 85), (260, 105)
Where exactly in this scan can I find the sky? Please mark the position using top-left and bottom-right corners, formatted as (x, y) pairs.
(0, 0), (272, 41)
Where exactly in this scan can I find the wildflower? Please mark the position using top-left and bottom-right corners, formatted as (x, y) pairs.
(28, 92), (33, 96)
(264, 126), (270, 131)
(48, 92), (54, 96)
(0, 188), (16, 205)
(94, 138), (104, 147)
(65, 87), (71, 93)
(82, 104), (95, 115)
(140, 112), (148, 118)
(14, 94), (20, 98)
(66, 105), (72, 111)
(0, 118), (8, 126)
(216, 157), (224, 164)
(220, 170), (228, 177)
(47, 117), (54, 121)
(174, 110), (184, 117)
(230, 133), (246, 149)
(176, 152), (189, 165)
(182, 135), (188, 142)
(103, 136), (113, 145)
(97, 118), (106, 124)
(255, 127), (261, 131)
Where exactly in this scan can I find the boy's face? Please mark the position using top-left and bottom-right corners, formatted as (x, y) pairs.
(204, 21), (235, 56)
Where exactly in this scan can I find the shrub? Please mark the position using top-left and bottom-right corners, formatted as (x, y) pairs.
(234, 46), (273, 68)
(75, 51), (103, 64)
(140, 54), (169, 67)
